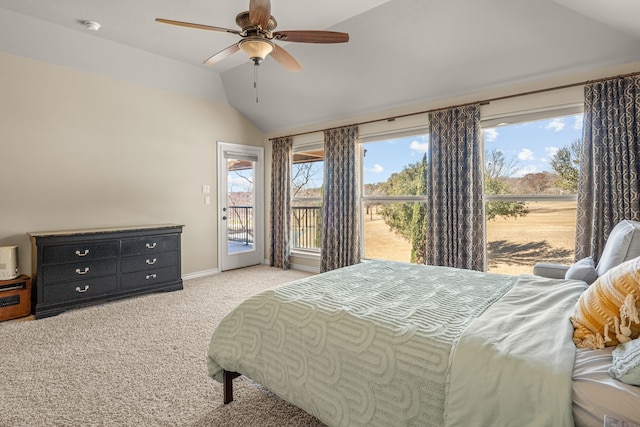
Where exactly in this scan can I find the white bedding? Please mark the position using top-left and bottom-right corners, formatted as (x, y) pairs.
(446, 274), (587, 426)
(573, 348), (640, 426)
(206, 261), (615, 426)
(207, 260), (516, 426)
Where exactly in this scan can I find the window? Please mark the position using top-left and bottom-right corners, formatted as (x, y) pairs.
(483, 112), (583, 274)
(291, 144), (324, 252)
(287, 107), (583, 273)
(360, 133), (430, 263)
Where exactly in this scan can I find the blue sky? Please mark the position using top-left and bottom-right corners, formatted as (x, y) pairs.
(363, 113), (584, 185)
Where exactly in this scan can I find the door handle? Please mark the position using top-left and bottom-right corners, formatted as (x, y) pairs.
(222, 216), (227, 220)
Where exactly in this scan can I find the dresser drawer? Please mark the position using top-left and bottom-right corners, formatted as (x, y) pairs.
(42, 241), (118, 265)
(121, 251), (178, 274)
(121, 235), (179, 256)
(41, 259), (117, 285)
(121, 266), (179, 290)
(42, 276), (117, 304)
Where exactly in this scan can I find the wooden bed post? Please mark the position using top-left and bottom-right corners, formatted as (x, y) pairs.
(223, 370), (241, 404)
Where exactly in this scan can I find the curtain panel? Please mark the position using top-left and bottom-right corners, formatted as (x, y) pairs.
(426, 104), (485, 271)
(270, 136), (293, 269)
(575, 76), (640, 262)
(321, 126), (360, 273)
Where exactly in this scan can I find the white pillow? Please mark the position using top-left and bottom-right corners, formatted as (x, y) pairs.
(565, 256), (598, 285)
(609, 338), (640, 386)
(597, 220), (640, 276)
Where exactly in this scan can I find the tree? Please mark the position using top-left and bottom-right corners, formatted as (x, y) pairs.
(484, 149), (529, 220)
(409, 154), (428, 263)
(292, 161), (323, 197)
(518, 171), (557, 194)
(550, 139), (582, 192)
(485, 149), (519, 181)
(378, 156), (426, 243)
(376, 154), (428, 263)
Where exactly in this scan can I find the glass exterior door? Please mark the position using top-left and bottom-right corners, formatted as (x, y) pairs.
(218, 142), (263, 271)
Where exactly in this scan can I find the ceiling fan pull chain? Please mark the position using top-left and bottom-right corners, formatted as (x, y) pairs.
(254, 63), (260, 103)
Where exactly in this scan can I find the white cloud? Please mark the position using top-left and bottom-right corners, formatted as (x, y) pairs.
(545, 146), (559, 156)
(513, 165), (538, 177)
(573, 115), (583, 130)
(366, 164), (384, 173)
(229, 176), (252, 191)
(484, 128), (499, 142)
(545, 118), (565, 132)
(543, 146), (559, 163)
(518, 148), (535, 161)
(410, 140), (429, 153)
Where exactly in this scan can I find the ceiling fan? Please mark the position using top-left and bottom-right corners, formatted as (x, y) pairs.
(156, 0), (350, 72)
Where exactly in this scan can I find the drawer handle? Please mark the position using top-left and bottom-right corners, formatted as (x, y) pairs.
(146, 242), (157, 249)
(75, 249), (90, 257)
(75, 267), (90, 275)
(75, 285), (90, 293)
(146, 274), (157, 280)
(146, 258), (157, 265)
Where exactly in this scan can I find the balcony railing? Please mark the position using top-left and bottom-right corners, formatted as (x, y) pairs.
(226, 206), (321, 250)
(228, 206), (253, 245)
(292, 206), (321, 250)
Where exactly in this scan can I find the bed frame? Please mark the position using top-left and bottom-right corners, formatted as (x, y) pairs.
(223, 370), (241, 404)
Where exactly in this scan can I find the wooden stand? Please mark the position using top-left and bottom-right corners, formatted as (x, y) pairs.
(0, 275), (31, 321)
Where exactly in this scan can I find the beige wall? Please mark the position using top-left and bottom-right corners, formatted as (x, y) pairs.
(0, 52), (264, 276)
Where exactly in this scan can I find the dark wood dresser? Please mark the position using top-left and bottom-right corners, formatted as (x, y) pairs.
(29, 224), (183, 319)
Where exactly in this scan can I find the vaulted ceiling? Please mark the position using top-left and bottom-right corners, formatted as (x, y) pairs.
(1, 0), (639, 134)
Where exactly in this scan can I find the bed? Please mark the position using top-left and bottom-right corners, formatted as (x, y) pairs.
(206, 260), (640, 426)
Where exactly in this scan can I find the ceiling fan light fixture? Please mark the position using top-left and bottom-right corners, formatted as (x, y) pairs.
(239, 38), (273, 65)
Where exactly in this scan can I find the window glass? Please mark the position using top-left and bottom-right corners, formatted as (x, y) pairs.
(362, 134), (429, 263)
(363, 135), (429, 196)
(484, 113), (583, 274)
(226, 159), (255, 253)
(291, 146), (323, 251)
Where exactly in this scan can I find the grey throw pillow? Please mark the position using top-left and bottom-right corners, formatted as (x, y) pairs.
(609, 338), (640, 386)
(565, 256), (598, 285)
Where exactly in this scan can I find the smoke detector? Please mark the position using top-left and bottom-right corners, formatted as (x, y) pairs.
(83, 20), (101, 31)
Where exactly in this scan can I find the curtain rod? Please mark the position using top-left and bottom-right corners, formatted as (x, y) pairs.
(269, 70), (640, 141)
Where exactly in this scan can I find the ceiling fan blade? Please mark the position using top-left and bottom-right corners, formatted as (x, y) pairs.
(270, 44), (302, 72)
(249, 0), (272, 29)
(156, 18), (241, 35)
(203, 43), (241, 66)
(273, 30), (349, 43)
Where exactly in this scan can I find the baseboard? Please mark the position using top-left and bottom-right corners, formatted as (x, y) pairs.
(183, 262), (317, 279)
(291, 263), (320, 274)
(182, 269), (219, 280)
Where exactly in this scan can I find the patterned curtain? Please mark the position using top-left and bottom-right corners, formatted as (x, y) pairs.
(270, 136), (293, 269)
(320, 126), (360, 273)
(575, 75), (640, 262)
(426, 104), (485, 271)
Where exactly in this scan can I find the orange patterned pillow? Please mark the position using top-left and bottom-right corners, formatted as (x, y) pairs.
(571, 256), (640, 349)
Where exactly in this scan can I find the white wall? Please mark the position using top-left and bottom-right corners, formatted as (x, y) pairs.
(0, 8), (228, 104)
(0, 52), (264, 276)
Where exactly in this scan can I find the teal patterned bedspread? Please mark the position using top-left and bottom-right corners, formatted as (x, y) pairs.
(207, 260), (517, 426)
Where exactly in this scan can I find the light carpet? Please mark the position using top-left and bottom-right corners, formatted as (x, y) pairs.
(0, 265), (326, 427)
